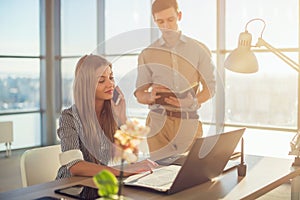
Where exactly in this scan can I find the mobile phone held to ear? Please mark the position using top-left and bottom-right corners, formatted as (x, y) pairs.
(54, 184), (100, 200)
(113, 88), (121, 105)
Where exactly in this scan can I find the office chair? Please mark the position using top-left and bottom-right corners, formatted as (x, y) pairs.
(20, 144), (61, 187)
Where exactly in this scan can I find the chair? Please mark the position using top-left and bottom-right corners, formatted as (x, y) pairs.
(0, 121), (13, 157)
(20, 144), (61, 187)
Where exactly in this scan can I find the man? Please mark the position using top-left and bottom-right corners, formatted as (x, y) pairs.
(135, 0), (216, 160)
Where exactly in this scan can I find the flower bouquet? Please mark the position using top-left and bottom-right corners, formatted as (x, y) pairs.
(93, 119), (150, 200)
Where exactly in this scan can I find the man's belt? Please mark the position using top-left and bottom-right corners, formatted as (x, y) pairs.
(152, 109), (199, 119)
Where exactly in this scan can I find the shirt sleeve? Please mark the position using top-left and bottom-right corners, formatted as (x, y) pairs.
(59, 150), (83, 170)
(57, 108), (84, 169)
(197, 42), (216, 97)
(135, 50), (153, 90)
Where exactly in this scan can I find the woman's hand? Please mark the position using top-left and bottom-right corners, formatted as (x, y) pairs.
(111, 86), (127, 125)
(123, 159), (158, 176)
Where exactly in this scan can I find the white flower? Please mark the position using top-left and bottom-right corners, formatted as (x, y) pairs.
(114, 119), (150, 163)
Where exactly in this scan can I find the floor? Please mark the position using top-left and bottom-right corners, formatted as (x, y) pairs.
(0, 149), (24, 192)
(0, 148), (292, 199)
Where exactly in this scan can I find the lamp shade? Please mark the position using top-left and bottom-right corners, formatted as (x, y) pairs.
(224, 32), (259, 73)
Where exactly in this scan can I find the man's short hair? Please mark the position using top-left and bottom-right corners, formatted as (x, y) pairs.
(152, 0), (179, 16)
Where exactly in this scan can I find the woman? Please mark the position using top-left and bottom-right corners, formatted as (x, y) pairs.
(56, 54), (156, 179)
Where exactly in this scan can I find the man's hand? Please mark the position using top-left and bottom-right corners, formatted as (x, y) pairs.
(135, 84), (165, 105)
(149, 84), (172, 104)
(164, 92), (195, 108)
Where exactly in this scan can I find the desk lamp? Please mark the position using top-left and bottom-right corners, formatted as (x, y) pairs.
(224, 18), (300, 166)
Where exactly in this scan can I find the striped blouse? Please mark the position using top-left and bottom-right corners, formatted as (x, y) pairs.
(55, 105), (112, 179)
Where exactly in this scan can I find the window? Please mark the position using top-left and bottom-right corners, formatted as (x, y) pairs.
(179, 0), (217, 125)
(61, 0), (97, 56)
(104, 0), (151, 119)
(225, 0), (299, 129)
(105, 0), (151, 54)
(0, 0), (39, 56)
(1, 0), (299, 153)
(0, 0), (41, 150)
(60, 0), (97, 108)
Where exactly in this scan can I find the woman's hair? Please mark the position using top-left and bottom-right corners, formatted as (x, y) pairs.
(152, 0), (179, 16)
(73, 54), (117, 164)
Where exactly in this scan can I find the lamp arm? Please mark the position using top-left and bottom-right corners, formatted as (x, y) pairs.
(256, 38), (300, 72)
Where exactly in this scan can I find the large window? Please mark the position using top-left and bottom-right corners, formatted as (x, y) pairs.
(60, 0), (152, 117)
(0, 0), (41, 150)
(225, 0), (299, 129)
(180, 0), (217, 126)
(60, 0), (97, 108)
(224, 0), (299, 158)
(105, 1), (151, 119)
(0, 0), (299, 153)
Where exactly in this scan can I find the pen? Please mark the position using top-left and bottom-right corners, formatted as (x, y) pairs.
(127, 169), (154, 184)
(148, 162), (154, 174)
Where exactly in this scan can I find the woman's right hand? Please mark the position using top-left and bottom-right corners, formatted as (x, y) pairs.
(111, 86), (127, 125)
(122, 159), (158, 176)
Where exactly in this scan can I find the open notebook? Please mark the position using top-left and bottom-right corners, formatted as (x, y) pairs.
(124, 128), (245, 194)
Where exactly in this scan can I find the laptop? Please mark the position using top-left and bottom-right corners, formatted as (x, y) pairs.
(123, 128), (245, 194)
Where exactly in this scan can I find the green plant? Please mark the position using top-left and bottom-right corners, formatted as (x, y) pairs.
(93, 169), (119, 199)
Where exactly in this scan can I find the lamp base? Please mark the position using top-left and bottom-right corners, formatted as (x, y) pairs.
(237, 163), (247, 177)
(292, 157), (300, 166)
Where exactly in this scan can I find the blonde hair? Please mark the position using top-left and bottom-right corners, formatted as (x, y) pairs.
(73, 54), (116, 164)
(74, 55), (88, 77)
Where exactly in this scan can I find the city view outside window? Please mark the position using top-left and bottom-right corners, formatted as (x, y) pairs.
(0, 0), (41, 150)
(0, 59), (40, 112)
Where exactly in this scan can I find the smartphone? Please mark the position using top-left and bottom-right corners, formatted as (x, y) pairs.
(113, 88), (121, 105)
(54, 184), (100, 200)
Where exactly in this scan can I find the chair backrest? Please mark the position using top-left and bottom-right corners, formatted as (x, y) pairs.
(0, 121), (13, 143)
(20, 144), (61, 187)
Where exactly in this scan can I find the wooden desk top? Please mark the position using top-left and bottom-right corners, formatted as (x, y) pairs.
(1, 155), (299, 200)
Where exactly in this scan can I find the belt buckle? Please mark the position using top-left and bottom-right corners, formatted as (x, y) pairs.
(185, 111), (189, 119)
(152, 109), (163, 115)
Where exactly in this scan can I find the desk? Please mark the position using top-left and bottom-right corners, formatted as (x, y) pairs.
(1, 155), (300, 200)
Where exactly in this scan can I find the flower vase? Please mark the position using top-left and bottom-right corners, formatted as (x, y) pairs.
(118, 158), (125, 198)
